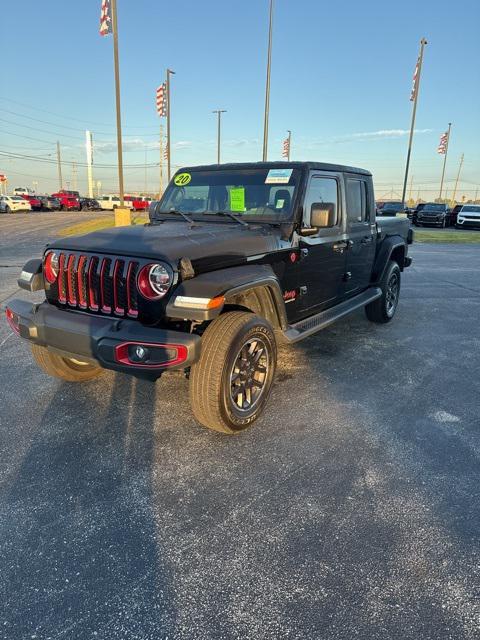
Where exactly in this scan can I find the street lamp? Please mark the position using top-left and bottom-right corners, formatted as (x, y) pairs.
(212, 110), (227, 164)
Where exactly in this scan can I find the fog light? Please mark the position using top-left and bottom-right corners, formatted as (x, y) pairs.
(134, 345), (148, 361)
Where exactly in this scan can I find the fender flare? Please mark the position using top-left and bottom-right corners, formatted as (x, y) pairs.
(371, 236), (406, 284)
(166, 264), (288, 329)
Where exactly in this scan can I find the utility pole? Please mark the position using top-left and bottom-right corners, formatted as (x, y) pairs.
(159, 123), (164, 197)
(475, 188), (478, 203)
(262, 0), (274, 161)
(408, 173), (414, 203)
(213, 110), (227, 164)
(166, 68), (175, 181)
(111, 0), (125, 204)
(72, 162), (78, 192)
(451, 153), (464, 205)
(56, 141), (63, 190)
(439, 122), (452, 200)
(401, 37), (427, 206)
(86, 131), (94, 198)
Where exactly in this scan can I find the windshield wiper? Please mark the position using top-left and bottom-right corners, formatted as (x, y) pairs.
(156, 208), (196, 226)
(206, 211), (250, 227)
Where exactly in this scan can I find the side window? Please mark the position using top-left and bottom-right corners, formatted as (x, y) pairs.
(346, 179), (367, 223)
(304, 176), (339, 227)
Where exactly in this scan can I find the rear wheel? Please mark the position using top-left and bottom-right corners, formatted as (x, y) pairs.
(31, 344), (103, 382)
(189, 312), (277, 434)
(366, 261), (401, 324)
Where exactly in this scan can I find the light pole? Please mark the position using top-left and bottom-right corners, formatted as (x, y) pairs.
(213, 110), (227, 164)
(262, 0), (274, 161)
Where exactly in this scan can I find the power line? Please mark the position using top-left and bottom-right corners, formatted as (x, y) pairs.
(0, 96), (160, 131)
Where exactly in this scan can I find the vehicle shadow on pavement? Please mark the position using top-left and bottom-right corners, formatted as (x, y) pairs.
(1, 373), (177, 639)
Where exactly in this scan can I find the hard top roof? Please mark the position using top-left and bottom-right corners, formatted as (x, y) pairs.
(175, 161), (371, 177)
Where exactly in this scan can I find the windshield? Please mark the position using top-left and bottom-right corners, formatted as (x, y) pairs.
(156, 168), (301, 223)
(461, 206), (480, 213)
(383, 202), (403, 210)
(423, 204), (445, 211)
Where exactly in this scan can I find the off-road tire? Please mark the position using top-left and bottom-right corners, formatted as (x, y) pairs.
(365, 260), (401, 324)
(189, 311), (277, 434)
(31, 344), (103, 382)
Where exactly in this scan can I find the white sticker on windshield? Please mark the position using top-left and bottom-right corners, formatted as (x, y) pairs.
(265, 168), (293, 184)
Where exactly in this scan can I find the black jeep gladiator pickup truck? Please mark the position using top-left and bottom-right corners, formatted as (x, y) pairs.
(7, 162), (412, 434)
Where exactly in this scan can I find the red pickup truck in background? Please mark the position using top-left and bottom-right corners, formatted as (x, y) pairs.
(124, 195), (151, 211)
(51, 192), (81, 211)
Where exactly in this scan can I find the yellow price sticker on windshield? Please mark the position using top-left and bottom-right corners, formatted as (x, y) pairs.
(174, 173), (192, 186)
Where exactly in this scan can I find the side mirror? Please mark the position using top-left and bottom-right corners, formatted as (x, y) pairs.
(301, 202), (336, 236)
(311, 202), (336, 227)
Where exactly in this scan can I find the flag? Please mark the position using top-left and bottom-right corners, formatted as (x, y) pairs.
(282, 135), (290, 159)
(156, 83), (167, 117)
(99, 0), (113, 36)
(409, 53), (420, 102)
(437, 131), (449, 154)
(163, 145), (169, 161)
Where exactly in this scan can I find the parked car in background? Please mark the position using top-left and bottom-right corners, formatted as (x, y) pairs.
(0, 195), (32, 213)
(378, 201), (405, 216)
(51, 193), (81, 211)
(38, 195), (62, 211)
(98, 195), (134, 210)
(125, 195), (150, 211)
(450, 204), (463, 226)
(56, 189), (80, 199)
(414, 203), (450, 227)
(79, 197), (100, 211)
(21, 194), (43, 211)
(456, 204), (480, 229)
(13, 187), (36, 198)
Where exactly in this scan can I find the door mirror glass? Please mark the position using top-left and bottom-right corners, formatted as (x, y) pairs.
(310, 202), (336, 228)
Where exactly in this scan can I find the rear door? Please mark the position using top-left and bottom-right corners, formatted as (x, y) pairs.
(344, 175), (376, 296)
(297, 171), (347, 315)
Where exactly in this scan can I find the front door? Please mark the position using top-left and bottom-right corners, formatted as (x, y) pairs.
(297, 172), (347, 316)
(344, 175), (377, 296)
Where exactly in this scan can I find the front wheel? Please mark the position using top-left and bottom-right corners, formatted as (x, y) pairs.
(189, 312), (277, 434)
(31, 344), (104, 382)
(366, 261), (401, 324)
(5, 206), (11, 214)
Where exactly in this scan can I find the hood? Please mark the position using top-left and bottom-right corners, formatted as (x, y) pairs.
(48, 220), (283, 272)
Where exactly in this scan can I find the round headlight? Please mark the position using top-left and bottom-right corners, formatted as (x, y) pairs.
(44, 251), (59, 283)
(137, 263), (172, 299)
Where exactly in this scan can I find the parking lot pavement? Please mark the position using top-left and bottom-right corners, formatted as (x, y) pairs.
(0, 216), (479, 639)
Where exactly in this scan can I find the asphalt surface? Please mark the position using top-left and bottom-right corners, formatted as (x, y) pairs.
(1, 213), (479, 640)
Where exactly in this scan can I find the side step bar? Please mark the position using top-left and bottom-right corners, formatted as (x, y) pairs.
(282, 288), (382, 343)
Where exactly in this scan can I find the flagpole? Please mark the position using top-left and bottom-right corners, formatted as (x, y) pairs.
(213, 110), (227, 164)
(166, 68), (175, 182)
(111, 0), (125, 205)
(262, 0), (274, 161)
(439, 122), (452, 200)
(451, 153), (464, 205)
(401, 37), (427, 207)
(159, 123), (164, 197)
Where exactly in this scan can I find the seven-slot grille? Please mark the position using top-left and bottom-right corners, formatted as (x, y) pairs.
(52, 252), (139, 318)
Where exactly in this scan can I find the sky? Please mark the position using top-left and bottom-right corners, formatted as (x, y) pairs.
(1, 0), (479, 200)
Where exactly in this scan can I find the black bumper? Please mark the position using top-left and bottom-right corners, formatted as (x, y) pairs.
(6, 300), (201, 378)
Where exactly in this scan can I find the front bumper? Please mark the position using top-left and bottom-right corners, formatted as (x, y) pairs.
(6, 300), (201, 378)
(457, 218), (480, 228)
(418, 216), (443, 225)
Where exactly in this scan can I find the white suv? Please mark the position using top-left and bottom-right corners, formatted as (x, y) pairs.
(456, 204), (480, 229)
(0, 195), (32, 213)
(98, 195), (134, 211)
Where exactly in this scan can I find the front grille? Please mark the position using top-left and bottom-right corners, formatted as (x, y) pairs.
(53, 252), (139, 318)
